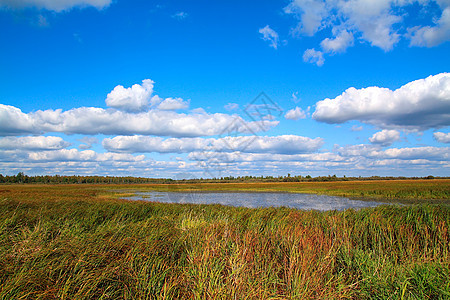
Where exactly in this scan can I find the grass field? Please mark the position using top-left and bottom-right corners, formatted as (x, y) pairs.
(0, 182), (449, 299)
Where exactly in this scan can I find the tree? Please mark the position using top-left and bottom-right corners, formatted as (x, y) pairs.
(16, 172), (24, 183)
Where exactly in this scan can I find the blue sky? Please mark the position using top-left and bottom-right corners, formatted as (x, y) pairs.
(0, 0), (449, 178)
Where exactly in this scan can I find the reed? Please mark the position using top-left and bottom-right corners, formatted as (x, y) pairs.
(0, 184), (449, 299)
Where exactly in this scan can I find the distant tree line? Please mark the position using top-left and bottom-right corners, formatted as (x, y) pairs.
(0, 172), (443, 185)
(0, 172), (172, 184)
(174, 174), (441, 183)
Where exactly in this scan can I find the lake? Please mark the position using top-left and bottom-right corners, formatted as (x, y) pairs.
(121, 191), (392, 211)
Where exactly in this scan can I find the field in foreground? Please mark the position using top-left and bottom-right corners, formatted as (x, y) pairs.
(0, 184), (449, 299)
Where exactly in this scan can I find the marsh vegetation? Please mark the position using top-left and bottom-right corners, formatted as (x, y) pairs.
(0, 183), (449, 299)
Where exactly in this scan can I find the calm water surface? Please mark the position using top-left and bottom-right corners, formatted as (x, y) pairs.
(122, 191), (391, 211)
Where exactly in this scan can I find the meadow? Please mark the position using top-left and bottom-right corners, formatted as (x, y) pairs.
(0, 181), (449, 299)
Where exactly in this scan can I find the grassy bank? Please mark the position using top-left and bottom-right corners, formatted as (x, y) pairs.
(0, 184), (449, 299)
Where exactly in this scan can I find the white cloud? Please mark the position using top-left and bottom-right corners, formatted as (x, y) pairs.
(0, 136), (70, 150)
(237, 135), (323, 154)
(103, 136), (202, 154)
(27, 148), (145, 163)
(0, 104), (36, 135)
(187, 144), (449, 176)
(0, 0), (111, 12)
(337, 144), (449, 161)
(369, 129), (400, 146)
(409, 5), (450, 47)
(149, 95), (163, 107)
(1, 79), (279, 137)
(259, 25), (280, 49)
(434, 132), (450, 143)
(320, 30), (354, 53)
(105, 79), (154, 113)
(190, 108), (207, 114)
(0, 144), (202, 177)
(103, 135), (324, 155)
(188, 151), (346, 164)
(285, 0), (401, 51)
(1, 141), (448, 177)
(303, 48), (324, 66)
(157, 98), (189, 110)
(0, 104), (278, 137)
(284, 0), (327, 36)
(284, 1), (450, 65)
(313, 73), (450, 131)
(374, 146), (449, 161)
(284, 107), (306, 120)
(335, 144), (380, 157)
(338, 0), (401, 51)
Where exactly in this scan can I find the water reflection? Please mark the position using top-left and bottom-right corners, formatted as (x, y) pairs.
(121, 191), (390, 211)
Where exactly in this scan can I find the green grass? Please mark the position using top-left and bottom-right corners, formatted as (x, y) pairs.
(0, 184), (449, 299)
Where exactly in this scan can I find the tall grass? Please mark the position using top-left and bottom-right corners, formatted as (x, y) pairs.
(0, 185), (449, 299)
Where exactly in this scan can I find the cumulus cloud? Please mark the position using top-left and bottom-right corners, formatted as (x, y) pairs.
(188, 152), (346, 164)
(374, 146), (449, 161)
(434, 132), (450, 143)
(334, 144), (382, 160)
(0, 104), (36, 135)
(1, 141), (448, 177)
(284, 107), (306, 120)
(0, 104), (277, 137)
(408, 5), (450, 47)
(285, 0), (401, 51)
(1, 79), (280, 137)
(103, 136), (203, 154)
(313, 73), (450, 131)
(303, 48), (324, 66)
(284, 0), (327, 36)
(336, 144), (449, 161)
(0, 136), (70, 150)
(259, 25), (280, 49)
(105, 78), (189, 111)
(27, 148), (145, 163)
(103, 135), (324, 155)
(105, 79), (154, 113)
(0, 145), (198, 177)
(0, 0), (111, 12)
(339, 0), (402, 51)
(187, 144), (449, 176)
(284, 1), (450, 65)
(369, 130), (400, 146)
(157, 98), (189, 110)
(320, 30), (354, 54)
